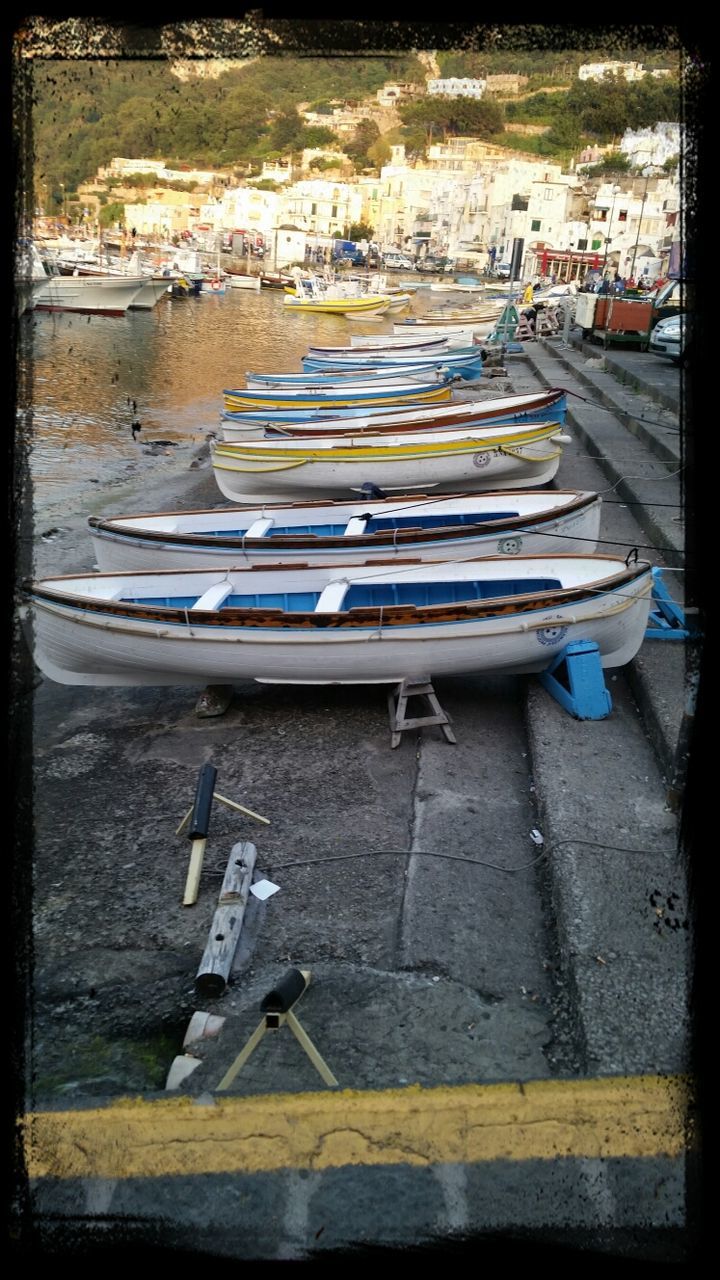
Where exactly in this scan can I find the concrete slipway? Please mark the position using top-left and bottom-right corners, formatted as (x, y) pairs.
(15, 330), (696, 1260)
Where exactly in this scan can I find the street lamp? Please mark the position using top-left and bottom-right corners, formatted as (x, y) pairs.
(630, 166), (660, 281)
(601, 184), (621, 275)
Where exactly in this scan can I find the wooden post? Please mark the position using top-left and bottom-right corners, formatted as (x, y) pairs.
(195, 842), (257, 997)
(182, 763), (217, 906)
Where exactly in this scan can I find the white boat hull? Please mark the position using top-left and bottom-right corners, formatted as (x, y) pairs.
(27, 557), (653, 688)
(211, 437), (566, 502)
(32, 274), (148, 315)
(89, 493), (602, 572)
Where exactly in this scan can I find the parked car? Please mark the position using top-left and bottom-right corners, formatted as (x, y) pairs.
(415, 256), (453, 274)
(383, 252), (415, 270)
(494, 262), (512, 277)
(648, 313), (686, 363)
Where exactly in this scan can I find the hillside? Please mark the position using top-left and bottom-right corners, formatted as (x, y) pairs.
(27, 51), (681, 213)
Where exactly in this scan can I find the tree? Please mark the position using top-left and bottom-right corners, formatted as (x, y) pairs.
(348, 221), (374, 241)
(99, 201), (125, 228)
(344, 119), (381, 167)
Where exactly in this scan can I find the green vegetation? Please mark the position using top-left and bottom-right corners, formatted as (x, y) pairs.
(98, 201), (125, 227)
(27, 50), (681, 196)
(397, 95), (505, 142)
(348, 221), (374, 241)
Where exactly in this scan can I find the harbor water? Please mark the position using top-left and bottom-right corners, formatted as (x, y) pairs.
(17, 282), (439, 519)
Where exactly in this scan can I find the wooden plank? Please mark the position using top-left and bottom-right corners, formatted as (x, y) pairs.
(195, 842), (257, 997)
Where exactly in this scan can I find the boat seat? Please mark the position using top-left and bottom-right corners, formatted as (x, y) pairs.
(191, 581), (234, 612)
(315, 580), (350, 613)
(343, 517), (368, 537)
(244, 517), (274, 538)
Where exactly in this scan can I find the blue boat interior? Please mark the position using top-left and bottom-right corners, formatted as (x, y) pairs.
(120, 576), (562, 613)
(364, 512), (517, 532)
(190, 513), (520, 539)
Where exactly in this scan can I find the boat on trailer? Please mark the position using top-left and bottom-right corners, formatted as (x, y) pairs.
(25, 554), (653, 689)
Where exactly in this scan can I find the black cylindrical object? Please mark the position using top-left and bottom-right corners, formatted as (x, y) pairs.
(510, 237), (524, 282)
(189, 763), (218, 839)
(261, 968), (308, 1013)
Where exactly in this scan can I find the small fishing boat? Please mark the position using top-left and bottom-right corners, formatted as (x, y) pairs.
(25, 554), (653, 688)
(219, 389), (568, 440)
(307, 336), (452, 359)
(349, 332), (476, 351)
(222, 379), (453, 413)
(284, 275), (392, 317)
(211, 420), (571, 502)
(242, 368), (453, 390)
(301, 347), (483, 381)
(260, 272), (296, 289)
(88, 490), (602, 572)
(226, 273), (261, 290)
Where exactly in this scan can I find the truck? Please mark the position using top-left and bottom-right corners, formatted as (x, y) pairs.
(577, 278), (686, 350)
(332, 239), (365, 265)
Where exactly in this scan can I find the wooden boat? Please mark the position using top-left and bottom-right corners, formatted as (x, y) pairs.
(88, 490), (602, 573)
(301, 347), (483, 380)
(349, 332), (476, 351)
(219, 389), (568, 440)
(391, 323), (484, 342)
(222, 380), (453, 413)
(211, 420), (571, 501)
(307, 336), (451, 358)
(25, 554), (653, 688)
(226, 273), (261, 290)
(260, 272), (295, 289)
(242, 368), (453, 390)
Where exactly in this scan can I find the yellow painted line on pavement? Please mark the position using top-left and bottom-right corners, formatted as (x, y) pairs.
(23, 1075), (691, 1180)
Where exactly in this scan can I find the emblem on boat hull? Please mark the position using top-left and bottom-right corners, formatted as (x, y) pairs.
(472, 452), (491, 468)
(498, 536), (522, 554)
(537, 624), (569, 646)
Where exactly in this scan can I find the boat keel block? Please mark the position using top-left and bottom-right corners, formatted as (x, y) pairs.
(538, 639), (613, 721)
(215, 968), (339, 1090)
(387, 675), (456, 748)
(195, 684), (234, 717)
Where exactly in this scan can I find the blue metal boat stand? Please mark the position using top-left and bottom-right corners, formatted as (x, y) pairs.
(538, 639), (613, 721)
(645, 567), (694, 640)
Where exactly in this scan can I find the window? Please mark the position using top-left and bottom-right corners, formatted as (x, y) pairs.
(577, 239), (588, 251)
(331, 205), (338, 218)
(544, 188), (554, 201)
(618, 209), (628, 222)
(531, 219), (541, 231)
(591, 239), (602, 250)
(311, 203), (317, 215)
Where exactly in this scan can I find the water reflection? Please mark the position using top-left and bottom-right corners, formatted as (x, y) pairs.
(17, 285), (430, 510)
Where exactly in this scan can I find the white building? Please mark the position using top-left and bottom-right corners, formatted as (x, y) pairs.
(279, 179), (363, 239)
(619, 123), (682, 169)
(578, 61), (647, 82)
(427, 78), (486, 99)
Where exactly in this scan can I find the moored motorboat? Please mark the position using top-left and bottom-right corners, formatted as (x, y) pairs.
(25, 554), (653, 688)
(88, 490), (602, 572)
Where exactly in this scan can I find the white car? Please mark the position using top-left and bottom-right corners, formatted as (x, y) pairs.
(383, 252), (416, 270)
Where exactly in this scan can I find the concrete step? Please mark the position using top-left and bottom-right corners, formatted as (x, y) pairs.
(505, 349), (688, 783)
(513, 341), (684, 566)
(568, 333), (680, 414)
(538, 335), (680, 467)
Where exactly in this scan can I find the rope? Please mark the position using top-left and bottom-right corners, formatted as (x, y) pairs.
(207, 835), (683, 878)
(563, 386), (681, 433)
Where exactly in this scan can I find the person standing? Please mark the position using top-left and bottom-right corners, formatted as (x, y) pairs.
(523, 281), (534, 305)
